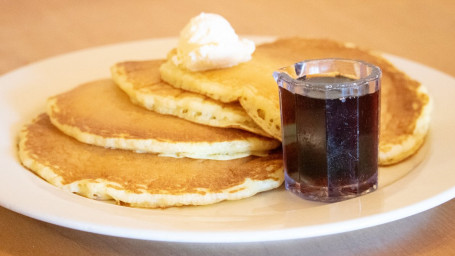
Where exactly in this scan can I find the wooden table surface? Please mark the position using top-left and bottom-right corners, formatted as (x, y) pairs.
(1, 1), (454, 255)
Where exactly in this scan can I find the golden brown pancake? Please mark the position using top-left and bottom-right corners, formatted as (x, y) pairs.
(160, 37), (432, 165)
(18, 114), (284, 208)
(110, 60), (270, 137)
(46, 79), (280, 160)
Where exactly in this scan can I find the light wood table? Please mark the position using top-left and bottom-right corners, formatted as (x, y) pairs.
(1, 1), (454, 255)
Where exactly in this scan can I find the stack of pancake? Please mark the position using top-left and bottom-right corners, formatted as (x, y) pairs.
(18, 37), (431, 208)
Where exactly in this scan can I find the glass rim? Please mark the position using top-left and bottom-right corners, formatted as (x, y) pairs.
(274, 58), (382, 91)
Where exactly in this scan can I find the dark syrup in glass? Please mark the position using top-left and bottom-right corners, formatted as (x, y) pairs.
(279, 75), (379, 201)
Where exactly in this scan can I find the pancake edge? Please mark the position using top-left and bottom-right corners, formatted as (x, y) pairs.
(46, 96), (280, 160)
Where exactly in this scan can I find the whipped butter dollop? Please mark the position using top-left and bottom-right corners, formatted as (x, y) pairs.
(172, 13), (255, 71)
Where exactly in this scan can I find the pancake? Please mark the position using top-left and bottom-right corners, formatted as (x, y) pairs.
(110, 59), (270, 137)
(159, 37), (432, 165)
(18, 114), (284, 208)
(46, 79), (280, 160)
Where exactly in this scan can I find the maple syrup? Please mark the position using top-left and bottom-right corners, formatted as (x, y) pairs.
(275, 59), (381, 202)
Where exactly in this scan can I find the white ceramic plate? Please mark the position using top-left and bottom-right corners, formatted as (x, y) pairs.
(0, 37), (454, 243)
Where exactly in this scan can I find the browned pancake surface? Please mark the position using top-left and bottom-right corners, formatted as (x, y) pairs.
(46, 79), (279, 158)
(48, 79), (256, 142)
(18, 114), (284, 207)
